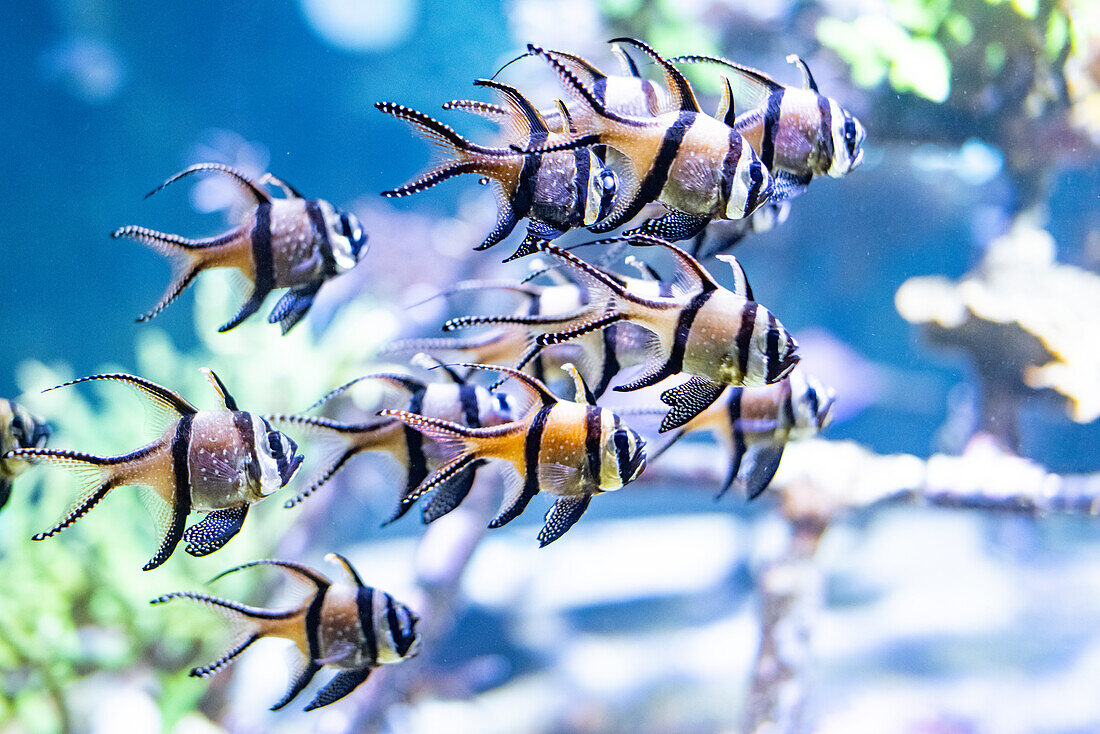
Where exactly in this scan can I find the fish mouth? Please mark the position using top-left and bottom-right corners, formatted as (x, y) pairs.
(817, 394), (837, 430)
(280, 453), (305, 486)
(767, 345), (800, 383)
(849, 147), (864, 172)
(628, 443), (647, 482)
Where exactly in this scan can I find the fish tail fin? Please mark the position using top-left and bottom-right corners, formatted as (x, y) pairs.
(267, 415), (390, 508)
(375, 102), (499, 197)
(378, 410), (490, 517)
(111, 224), (243, 322)
(11, 448), (126, 540)
(150, 591), (284, 677)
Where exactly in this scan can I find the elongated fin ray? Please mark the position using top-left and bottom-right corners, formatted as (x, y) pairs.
(144, 163), (272, 205)
(608, 38), (700, 113)
(45, 372), (198, 421)
(786, 54), (819, 92)
(668, 54), (780, 113)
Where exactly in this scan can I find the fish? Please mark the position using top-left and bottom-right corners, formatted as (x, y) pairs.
(671, 53), (866, 203)
(112, 163), (368, 334)
(269, 361), (516, 524)
(376, 78), (619, 259)
(691, 201), (791, 259)
(647, 369), (835, 499)
(443, 235), (800, 429)
(151, 553), (420, 711)
(517, 39), (773, 243)
(381, 363), (647, 547)
(3, 369), (302, 570)
(0, 398), (51, 511)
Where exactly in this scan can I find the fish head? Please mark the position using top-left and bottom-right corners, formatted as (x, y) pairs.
(583, 155), (619, 227)
(724, 141), (773, 220)
(247, 416), (304, 496)
(600, 413), (647, 490)
(788, 369), (837, 434)
(318, 199), (369, 273)
(734, 305), (800, 385)
(389, 599), (422, 659)
(8, 402), (50, 450)
(827, 102), (866, 177)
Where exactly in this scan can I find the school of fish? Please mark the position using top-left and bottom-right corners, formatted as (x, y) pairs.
(1, 38), (859, 711)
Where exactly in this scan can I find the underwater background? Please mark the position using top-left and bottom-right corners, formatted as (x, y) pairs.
(1, 0), (1099, 732)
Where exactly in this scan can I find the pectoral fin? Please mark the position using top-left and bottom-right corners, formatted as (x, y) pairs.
(659, 376), (726, 433)
(183, 505), (249, 557)
(740, 441), (785, 500)
(304, 668), (372, 711)
(769, 169), (813, 203)
(537, 494), (592, 547)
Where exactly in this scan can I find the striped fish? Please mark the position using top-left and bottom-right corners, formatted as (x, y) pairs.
(112, 163), (368, 334)
(519, 39), (773, 243)
(382, 363), (647, 547)
(151, 553), (419, 712)
(376, 78), (618, 260)
(648, 369), (836, 499)
(691, 201), (791, 259)
(0, 398), (50, 511)
(270, 363), (516, 524)
(4, 370), (302, 570)
(672, 53), (866, 203)
(444, 236), (799, 430)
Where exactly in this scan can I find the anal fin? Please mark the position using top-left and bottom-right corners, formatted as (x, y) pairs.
(183, 505), (249, 557)
(488, 466), (538, 528)
(740, 442), (785, 500)
(422, 459), (483, 523)
(218, 287), (268, 333)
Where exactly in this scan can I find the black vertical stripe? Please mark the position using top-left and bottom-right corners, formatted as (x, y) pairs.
(305, 200), (337, 278)
(356, 587), (378, 665)
(626, 111), (696, 226)
(404, 390), (428, 489)
(744, 160), (765, 216)
(232, 411), (258, 484)
(158, 413), (194, 568)
(573, 147), (590, 224)
(719, 129), (743, 210)
(384, 593), (415, 657)
(595, 327), (621, 397)
(735, 302), (758, 379)
(251, 203), (276, 292)
(782, 382), (796, 428)
(728, 388), (746, 477)
(304, 585), (328, 661)
(765, 312), (781, 382)
(459, 385), (481, 428)
(525, 406), (552, 494)
(613, 427), (632, 485)
(668, 290), (714, 374)
(817, 95), (834, 169)
(584, 406), (603, 487)
(761, 90), (784, 170)
(512, 130), (546, 221)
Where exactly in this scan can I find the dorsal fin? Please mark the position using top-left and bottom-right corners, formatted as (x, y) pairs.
(201, 368), (239, 411)
(305, 373), (426, 412)
(716, 76), (737, 127)
(325, 552), (366, 588)
(260, 173), (305, 199)
(449, 362), (558, 407)
(714, 254), (754, 301)
(144, 163), (272, 205)
(45, 372), (198, 418)
(561, 363), (596, 405)
(669, 54), (782, 113)
(208, 558), (332, 592)
(555, 100), (577, 133)
(442, 98), (510, 124)
(526, 45), (637, 128)
(608, 38), (700, 113)
(474, 78), (550, 142)
(786, 54), (819, 92)
(414, 353), (466, 385)
(617, 234), (720, 295)
(611, 42), (641, 78)
(546, 48), (609, 87)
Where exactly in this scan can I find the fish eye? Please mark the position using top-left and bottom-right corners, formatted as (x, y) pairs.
(806, 387), (820, 416)
(398, 606), (416, 640)
(267, 431), (285, 460)
(600, 170), (617, 191)
(9, 413), (25, 443)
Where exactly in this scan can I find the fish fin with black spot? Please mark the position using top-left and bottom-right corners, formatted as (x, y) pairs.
(268, 282), (322, 335)
(421, 459), (484, 523)
(769, 169), (813, 204)
(627, 209), (711, 243)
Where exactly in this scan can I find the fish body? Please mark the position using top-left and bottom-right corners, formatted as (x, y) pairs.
(4, 370), (302, 570)
(383, 364), (646, 546)
(152, 554), (419, 711)
(272, 370), (517, 524)
(653, 369), (835, 499)
(0, 398), (50, 510)
(377, 79), (618, 258)
(672, 53), (866, 202)
(524, 40), (773, 242)
(112, 163), (368, 333)
(444, 237), (799, 429)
